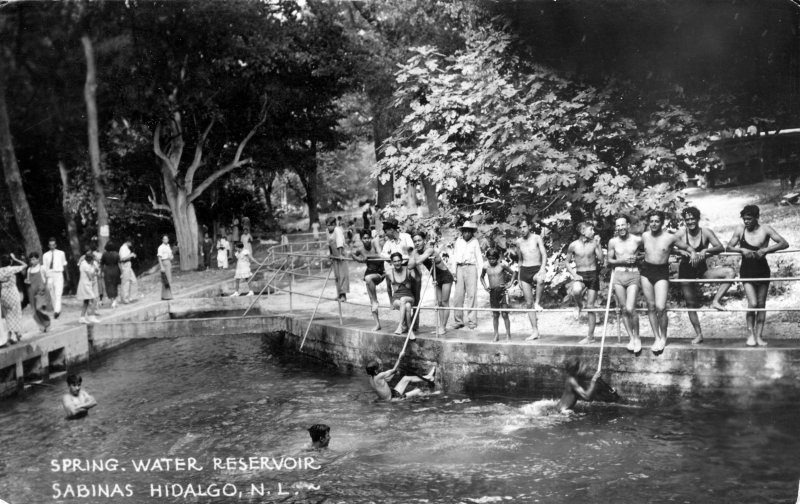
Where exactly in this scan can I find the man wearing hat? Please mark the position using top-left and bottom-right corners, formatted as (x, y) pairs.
(451, 221), (484, 330)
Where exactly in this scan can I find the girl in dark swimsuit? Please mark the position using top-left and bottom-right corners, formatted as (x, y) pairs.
(408, 230), (454, 335)
(726, 205), (789, 347)
(387, 252), (416, 338)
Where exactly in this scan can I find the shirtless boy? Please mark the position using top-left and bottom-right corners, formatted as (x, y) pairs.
(676, 206), (735, 344)
(513, 220), (547, 341)
(480, 249), (516, 342)
(61, 374), (97, 419)
(557, 356), (602, 412)
(366, 357), (437, 401)
(726, 204), (789, 347)
(640, 211), (693, 353)
(566, 222), (604, 344)
(607, 215), (643, 353)
(351, 229), (386, 331)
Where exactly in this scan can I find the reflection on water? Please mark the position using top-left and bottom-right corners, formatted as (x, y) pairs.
(1, 334), (799, 504)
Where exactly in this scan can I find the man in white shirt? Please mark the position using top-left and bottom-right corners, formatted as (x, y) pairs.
(42, 237), (68, 318)
(119, 237), (138, 303)
(451, 221), (484, 330)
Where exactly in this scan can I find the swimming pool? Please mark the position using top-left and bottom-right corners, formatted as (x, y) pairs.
(1, 334), (798, 503)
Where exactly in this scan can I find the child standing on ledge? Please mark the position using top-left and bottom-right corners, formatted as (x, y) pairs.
(230, 242), (262, 297)
(480, 248), (516, 342)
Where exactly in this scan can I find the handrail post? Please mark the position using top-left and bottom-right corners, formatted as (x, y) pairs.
(289, 269), (294, 311)
(337, 297), (343, 325)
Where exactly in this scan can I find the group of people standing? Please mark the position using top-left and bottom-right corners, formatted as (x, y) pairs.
(326, 203), (789, 351)
(0, 236), (143, 346)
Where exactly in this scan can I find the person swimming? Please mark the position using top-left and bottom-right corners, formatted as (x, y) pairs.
(557, 356), (602, 412)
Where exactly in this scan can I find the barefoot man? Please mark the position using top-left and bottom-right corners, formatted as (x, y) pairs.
(726, 204), (789, 347)
(640, 210), (693, 354)
(513, 220), (547, 341)
(676, 206), (735, 344)
(607, 215), (643, 353)
(566, 221), (604, 344)
(352, 228), (386, 331)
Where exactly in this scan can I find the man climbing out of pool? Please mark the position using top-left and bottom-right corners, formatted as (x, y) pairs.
(366, 356), (437, 401)
(557, 356), (602, 412)
(62, 374), (97, 419)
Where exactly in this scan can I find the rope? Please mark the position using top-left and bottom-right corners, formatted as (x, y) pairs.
(597, 270), (616, 374)
(299, 267), (334, 351)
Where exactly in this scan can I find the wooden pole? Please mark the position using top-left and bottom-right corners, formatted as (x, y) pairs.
(597, 270), (616, 373)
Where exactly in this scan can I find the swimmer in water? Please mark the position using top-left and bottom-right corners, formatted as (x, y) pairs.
(557, 356), (601, 412)
(307, 424), (331, 449)
(366, 356), (436, 401)
(61, 374), (97, 419)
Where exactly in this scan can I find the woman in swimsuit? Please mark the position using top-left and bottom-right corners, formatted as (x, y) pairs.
(726, 204), (788, 347)
(408, 230), (454, 335)
(386, 252), (416, 339)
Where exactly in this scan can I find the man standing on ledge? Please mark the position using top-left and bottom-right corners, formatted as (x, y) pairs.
(640, 210), (693, 354)
(451, 221), (483, 330)
(513, 220), (547, 341)
(42, 237), (68, 319)
(326, 216), (349, 302)
(119, 237), (138, 304)
(566, 221), (604, 344)
(607, 215), (643, 353)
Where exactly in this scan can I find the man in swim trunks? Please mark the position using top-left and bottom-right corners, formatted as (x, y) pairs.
(366, 357), (437, 401)
(557, 356), (602, 412)
(61, 374), (97, 420)
(726, 204), (789, 347)
(675, 206), (735, 344)
(352, 229), (387, 331)
(512, 220), (547, 341)
(480, 248), (516, 342)
(566, 221), (604, 344)
(640, 210), (694, 354)
(607, 215), (643, 353)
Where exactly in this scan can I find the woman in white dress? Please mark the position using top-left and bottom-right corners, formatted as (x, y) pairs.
(77, 251), (100, 325)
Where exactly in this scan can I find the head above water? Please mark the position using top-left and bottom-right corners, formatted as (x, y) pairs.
(365, 360), (381, 376)
(563, 356), (581, 377)
(308, 424), (331, 448)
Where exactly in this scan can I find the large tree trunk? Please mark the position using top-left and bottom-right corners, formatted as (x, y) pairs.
(0, 82), (41, 255)
(58, 160), (83, 292)
(161, 167), (200, 271)
(82, 34), (110, 251)
(422, 176), (439, 216)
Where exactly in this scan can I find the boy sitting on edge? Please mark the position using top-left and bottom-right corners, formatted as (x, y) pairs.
(480, 248), (516, 342)
(557, 356), (601, 412)
(366, 356), (437, 401)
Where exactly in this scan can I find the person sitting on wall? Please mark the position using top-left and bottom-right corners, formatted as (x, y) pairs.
(62, 374), (97, 420)
(307, 424), (331, 449)
(366, 357), (437, 401)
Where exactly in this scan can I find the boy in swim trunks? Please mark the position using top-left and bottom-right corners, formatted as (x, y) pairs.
(366, 357), (437, 401)
(512, 220), (547, 341)
(566, 221), (604, 344)
(351, 229), (387, 331)
(725, 205), (789, 347)
(607, 215), (643, 353)
(675, 206), (735, 344)
(480, 249), (516, 342)
(641, 211), (694, 354)
(557, 356), (601, 412)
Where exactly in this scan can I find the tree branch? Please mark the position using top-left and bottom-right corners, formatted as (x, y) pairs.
(184, 118), (215, 194)
(186, 97), (269, 203)
(153, 123), (177, 176)
(148, 185), (172, 212)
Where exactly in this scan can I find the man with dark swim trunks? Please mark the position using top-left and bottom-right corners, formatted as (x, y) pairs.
(676, 207), (735, 344)
(352, 229), (387, 331)
(480, 249), (516, 342)
(512, 221), (547, 341)
(607, 216), (643, 353)
(640, 211), (693, 354)
(726, 205), (789, 347)
(366, 358), (437, 401)
(566, 221), (604, 344)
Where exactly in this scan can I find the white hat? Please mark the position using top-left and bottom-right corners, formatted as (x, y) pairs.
(460, 221), (478, 231)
